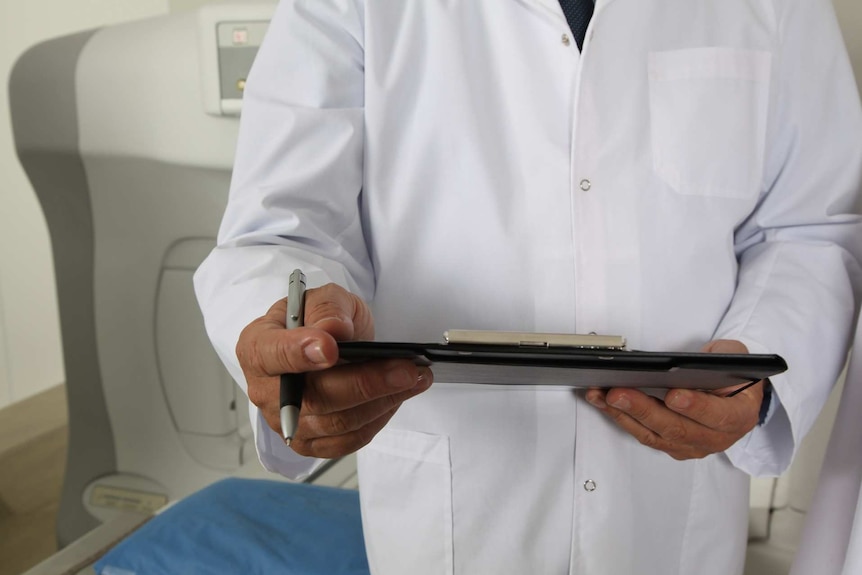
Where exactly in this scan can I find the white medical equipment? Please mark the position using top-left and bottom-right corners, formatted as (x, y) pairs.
(10, 0), (356, 554)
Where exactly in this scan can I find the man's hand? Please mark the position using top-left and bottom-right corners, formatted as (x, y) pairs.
(584, 339), (764, 460)
(236, 283), (432, 459)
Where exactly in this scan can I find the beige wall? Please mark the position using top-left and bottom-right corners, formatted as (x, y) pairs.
(0, 0), (171, 409)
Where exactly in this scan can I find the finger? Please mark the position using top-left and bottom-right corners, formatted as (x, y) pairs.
(237, 322), (340, 377)
(301, 374), (432, 438)
(663, 384), (761, 433)
(257, 364), (430, 440)
(303, 283), (374, 341)
(239, 283), (374, 376)
(609, 410), (709, 460)
(584, 388), (608, 409)
(293, 405), (402, 459)
(601, 408), (687, 456)
(256, 286), (369, 339)
(303, 361), (431, 415)
(603, 389), (697, 440)
(586, 392), (707, 459)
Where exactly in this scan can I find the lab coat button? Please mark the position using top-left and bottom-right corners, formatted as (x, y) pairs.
(561, 33), (571, 47)
(584, 479), (597, 492)
(579, 179), (592, 191)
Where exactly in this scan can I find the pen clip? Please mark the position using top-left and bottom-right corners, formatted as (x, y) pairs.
(287, 269), (307, 329)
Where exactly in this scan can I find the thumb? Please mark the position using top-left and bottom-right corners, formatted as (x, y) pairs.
(700, 339), (749, 355)
(701, 339), (765, 401)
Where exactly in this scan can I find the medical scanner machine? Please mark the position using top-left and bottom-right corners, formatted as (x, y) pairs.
(10, 0), (356, 556)
(9, 1), (862, 573)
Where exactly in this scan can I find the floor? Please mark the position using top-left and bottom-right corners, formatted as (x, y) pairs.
(0, 386), (68, 575)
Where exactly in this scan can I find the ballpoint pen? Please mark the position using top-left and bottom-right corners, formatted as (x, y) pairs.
(280, 269), (306, 445)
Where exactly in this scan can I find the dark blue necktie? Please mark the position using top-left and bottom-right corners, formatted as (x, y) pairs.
(559, 0), (594, 51)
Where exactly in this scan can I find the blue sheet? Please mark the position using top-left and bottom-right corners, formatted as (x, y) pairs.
(94, 478), (370, 575)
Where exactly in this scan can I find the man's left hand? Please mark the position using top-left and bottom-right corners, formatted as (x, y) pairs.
(584, 339), (764, 460)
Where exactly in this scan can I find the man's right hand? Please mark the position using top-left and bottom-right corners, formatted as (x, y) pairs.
(236, 283), (432, 459)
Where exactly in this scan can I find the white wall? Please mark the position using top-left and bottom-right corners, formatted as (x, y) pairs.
(0, 0), (172, 409)
(169, 0), (217, 12)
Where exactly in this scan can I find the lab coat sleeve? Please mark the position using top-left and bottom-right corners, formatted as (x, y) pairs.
(720, 0), (862, 477)
(193, 0), (371, 479)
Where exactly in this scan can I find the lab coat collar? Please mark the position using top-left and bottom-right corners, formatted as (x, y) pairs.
(518, 0), (615, 28)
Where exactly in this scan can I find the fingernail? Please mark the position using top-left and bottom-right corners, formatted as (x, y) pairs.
(586, 393), (607, 409)
(385, 367), (415, 389)
(416, 368), (433, 390)
(609, 395), (631, 411)
(302, 340), (327, 364)
(669, 391), (691, 410)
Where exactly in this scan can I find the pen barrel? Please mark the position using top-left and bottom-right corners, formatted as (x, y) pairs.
(280, 373), (306, 408)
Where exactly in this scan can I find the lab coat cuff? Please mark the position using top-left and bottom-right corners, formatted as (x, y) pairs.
(253, 406), (327, 480)
(725, 397), (793, 477)
(731, 337), (782, 428)
(723, 336), (795, 477)
(759, 379), (780, 426)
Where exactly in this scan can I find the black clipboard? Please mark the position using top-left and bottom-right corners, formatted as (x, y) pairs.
(336, 341), (787, 391)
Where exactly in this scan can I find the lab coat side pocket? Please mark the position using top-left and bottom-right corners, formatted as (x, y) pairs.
(357, 428), (453, 575)
(648, 47), (772, 199)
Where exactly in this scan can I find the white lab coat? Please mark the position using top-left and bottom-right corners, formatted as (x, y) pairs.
(194, 0), (862, 573)
(791, 320), (862, 575)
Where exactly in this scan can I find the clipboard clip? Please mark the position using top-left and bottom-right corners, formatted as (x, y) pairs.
(443, 329), (628, 351)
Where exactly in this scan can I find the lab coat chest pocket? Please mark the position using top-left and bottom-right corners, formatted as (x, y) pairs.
(648, 48), (772, 198)
(357, 428), (453, 575)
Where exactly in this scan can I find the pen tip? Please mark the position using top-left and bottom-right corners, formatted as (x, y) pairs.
(284, 436), (292, 446)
